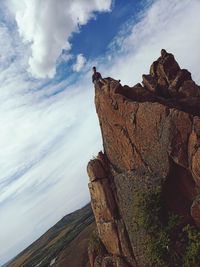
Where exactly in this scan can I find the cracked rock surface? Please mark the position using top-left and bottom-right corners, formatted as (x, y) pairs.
(87, 50), (200, 267)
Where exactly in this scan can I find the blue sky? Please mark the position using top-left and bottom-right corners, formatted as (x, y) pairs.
(0, 0), (200, 265)
(70, 0), (143, 57)
(47, 0), (147, 81)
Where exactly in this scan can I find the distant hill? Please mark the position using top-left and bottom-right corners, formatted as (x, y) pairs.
(6, 203), (95, 267)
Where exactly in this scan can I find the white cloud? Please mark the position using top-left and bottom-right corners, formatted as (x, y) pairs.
(0, 82), (102, 263)
(1, 0), (200, 265)
(5, 0), (112, 78)
(0, 17), (102, 264)
(104, 0), (200, 85)
(73, 53), (86, 72)
(0, 70), (102, 265)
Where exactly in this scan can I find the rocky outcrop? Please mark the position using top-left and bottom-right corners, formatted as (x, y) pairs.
(88, 50), (200, 267)
(88, 152), (136, 267)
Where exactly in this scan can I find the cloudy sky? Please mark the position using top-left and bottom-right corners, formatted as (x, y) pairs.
(0, 0), (200, 265)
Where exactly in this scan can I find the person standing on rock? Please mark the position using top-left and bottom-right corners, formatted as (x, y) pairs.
(92, 66), (105, 85)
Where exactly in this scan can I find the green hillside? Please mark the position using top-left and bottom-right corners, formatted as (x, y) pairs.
(7, 204), (95, 267)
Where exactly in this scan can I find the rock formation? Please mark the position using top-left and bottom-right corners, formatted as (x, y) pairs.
(87, 50), (200, 267)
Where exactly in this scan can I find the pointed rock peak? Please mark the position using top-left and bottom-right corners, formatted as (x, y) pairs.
(88, 51), (200, 267)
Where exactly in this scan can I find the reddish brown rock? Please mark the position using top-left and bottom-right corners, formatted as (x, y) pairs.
(88, 158), (135, 263)
(87, 159), (107, 182)
(89, 178), (117, 223)
(170, 69), (191, 91)
(178, 80), (200, 98)
(156, 51), (180, 83)
(147, 49), (200, 99)
(142, 74), (158, 93)
(88, 50), (200, 267)
(188, 117), (200, 186)
(192, 148), (200, 185)
(168, 69), (191, 97)
(167, 109), (192, 168)
(116, 219), (135, 264)
(96, 221), (121, 255)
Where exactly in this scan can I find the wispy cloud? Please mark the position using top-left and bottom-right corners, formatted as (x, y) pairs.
(104, 0), (200, 85)
(0, 11), (102, 263)
(72, 53), (86, 72)
(1, 0), (200, 265)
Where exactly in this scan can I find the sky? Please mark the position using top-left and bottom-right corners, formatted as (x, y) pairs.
(0, 0), (200, 265)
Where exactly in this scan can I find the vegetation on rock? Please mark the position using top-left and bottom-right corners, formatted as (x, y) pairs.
(182, 224), (200, 267)
(135, 186), (182, 267)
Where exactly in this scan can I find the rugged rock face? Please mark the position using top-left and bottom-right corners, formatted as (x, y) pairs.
(87, 50), (200, 267)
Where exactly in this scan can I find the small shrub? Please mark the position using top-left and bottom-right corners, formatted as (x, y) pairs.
(182, 224), (200, 267)
(136, 187), (163, 232)
(135, 186), (182, 267)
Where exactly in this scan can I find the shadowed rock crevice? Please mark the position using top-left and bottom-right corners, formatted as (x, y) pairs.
(87, 50), (200, 267)
(163, 158), (197, 221)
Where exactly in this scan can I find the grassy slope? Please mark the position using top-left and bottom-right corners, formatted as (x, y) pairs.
(54, 222), (95, 267)
(7, 203), (94, 267)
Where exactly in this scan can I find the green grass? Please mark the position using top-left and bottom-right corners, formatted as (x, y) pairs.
(8, 204), (94, 267)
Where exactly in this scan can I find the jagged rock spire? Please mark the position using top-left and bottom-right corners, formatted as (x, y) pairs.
(88, 51), (200, 267)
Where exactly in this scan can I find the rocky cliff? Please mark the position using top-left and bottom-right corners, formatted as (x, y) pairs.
(87, 50), (200, 267)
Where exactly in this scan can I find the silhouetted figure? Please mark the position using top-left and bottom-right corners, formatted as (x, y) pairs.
(92, 66), (104, 85)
